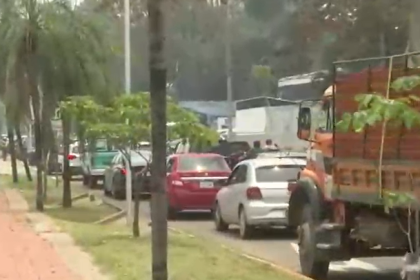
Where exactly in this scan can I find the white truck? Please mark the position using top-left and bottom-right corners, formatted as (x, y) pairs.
(228, 96), (307, 151)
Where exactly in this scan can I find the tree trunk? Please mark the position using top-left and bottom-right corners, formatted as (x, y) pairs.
(7, 123), (18, 183)
(62, 114), (72, 208)
(148, 0), (168, 279)
(32, 91), (44, 211)
(133, 171), (141, 238)
(15, 127), (32, 181)
(43, 151), (49, 201)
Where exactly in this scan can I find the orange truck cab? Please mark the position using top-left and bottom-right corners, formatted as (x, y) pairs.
(287, 53), (420, 279)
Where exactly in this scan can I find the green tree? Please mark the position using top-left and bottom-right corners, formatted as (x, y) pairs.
(0, 0), (115, 210)
(62, 93), (217, 238)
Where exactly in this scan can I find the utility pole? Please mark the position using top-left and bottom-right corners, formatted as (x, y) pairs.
(124, 0), (133, 225)
(223, 0), (234, 140)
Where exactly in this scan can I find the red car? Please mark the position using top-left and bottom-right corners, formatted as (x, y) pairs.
(166, 153), (231, 219)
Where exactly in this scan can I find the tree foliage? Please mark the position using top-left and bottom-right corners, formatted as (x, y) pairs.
(337, 76), (420, 132)
(60, 93), (219, 149)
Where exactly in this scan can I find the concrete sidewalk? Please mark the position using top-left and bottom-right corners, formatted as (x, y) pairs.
(0, 190), (79, 280)
(0, 186), (109, 280)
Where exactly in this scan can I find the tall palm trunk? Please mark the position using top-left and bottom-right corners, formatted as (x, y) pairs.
(148, 0), (168, 279)
(62, 113), (72, 208)
(7, 123), (18, 183)
(15, 126), (32, 181)
(32, 91), (44, 211)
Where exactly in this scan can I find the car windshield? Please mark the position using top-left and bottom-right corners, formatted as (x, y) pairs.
(255, 165), (302, 182)
(130, 151), (152, 165)
(179, 156), (230, 172)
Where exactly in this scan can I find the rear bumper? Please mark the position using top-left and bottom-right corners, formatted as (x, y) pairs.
(113, 176), (152, 194)
(244, 201), (289, 226)
(89, 169), (106, 176)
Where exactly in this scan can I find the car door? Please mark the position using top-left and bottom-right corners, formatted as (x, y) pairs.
(218, 165), (242, 223)
(226, 164), (248, 224)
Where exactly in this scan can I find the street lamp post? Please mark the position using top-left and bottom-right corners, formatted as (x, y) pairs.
(124, 0), (133, 225)
(223, 0), (234, 140)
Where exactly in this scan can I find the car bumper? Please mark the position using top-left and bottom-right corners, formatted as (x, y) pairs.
(90, 169), (106, 176)
(243, 201), (289, 226)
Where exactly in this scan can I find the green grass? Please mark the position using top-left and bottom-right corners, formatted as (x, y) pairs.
(1, 174), (86, 206)
(62, 222), (302, 280)
(0, 175), (304, 280)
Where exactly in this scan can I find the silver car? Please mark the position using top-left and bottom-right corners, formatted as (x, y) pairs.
(214, 157), (306, 239)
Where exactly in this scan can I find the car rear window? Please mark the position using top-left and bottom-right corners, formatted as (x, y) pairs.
(178, 156), (230, 172)
(255, 165), (302, 182)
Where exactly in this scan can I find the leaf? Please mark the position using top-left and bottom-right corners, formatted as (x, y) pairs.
(391, 76), (420, 92)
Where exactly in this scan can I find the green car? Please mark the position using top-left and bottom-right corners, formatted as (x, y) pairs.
(81, 139), (118, 188)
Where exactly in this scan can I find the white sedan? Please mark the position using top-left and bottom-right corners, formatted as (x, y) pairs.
(214, 157), (306, 239)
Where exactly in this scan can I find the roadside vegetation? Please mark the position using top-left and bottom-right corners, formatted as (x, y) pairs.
(0, 175), (304, 280)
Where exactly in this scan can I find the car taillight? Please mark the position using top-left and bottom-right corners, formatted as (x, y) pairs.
(121, 168), (127, 175)
(287, 182), (298, 193)
(67, 154), (77, 160)
(246, 187), (262, 200)
(172, 180), (183, 186)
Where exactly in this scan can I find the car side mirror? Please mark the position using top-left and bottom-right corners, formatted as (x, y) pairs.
(297, 107), (311, 141)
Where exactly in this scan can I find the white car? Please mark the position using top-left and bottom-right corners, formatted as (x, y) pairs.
(214, 157), (306, 239)
(58, 143), (82, 178)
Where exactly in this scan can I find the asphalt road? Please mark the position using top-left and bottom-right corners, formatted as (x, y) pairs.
(95, 190), (405, 280)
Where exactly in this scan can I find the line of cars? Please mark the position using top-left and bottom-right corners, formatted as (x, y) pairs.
(165, 149), (306, 239)
(61, 139), (306, 240)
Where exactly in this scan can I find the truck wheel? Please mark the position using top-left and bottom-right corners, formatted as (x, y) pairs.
(89, 176), (98, 189)
(298, 204), (330, 280)
(83, 175), (89, 186)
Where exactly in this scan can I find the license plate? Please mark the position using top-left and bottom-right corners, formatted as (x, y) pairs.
(199, 181), (214, 188)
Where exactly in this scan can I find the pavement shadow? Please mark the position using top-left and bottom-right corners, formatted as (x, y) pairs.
(173, 212), (213, 221)
(221, 227), (297, 241)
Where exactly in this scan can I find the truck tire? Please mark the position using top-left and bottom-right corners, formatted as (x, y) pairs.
(298, 203), (330, 280)
(83, 175), (89, 186)
(89, 176), (98, 189)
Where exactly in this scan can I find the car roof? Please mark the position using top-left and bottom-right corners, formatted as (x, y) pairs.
(239, 157), (306, 168)
(170, 153), (224, 158)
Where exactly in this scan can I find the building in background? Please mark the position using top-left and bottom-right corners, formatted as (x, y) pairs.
(178, 101), (230, 129)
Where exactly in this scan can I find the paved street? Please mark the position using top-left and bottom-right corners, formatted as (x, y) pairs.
(98, 192), (404, 280)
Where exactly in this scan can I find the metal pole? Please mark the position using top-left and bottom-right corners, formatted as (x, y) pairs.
(124, 0), (132, 225)
(225, 0), (234, 140)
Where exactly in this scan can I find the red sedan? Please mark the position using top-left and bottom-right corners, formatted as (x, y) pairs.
(166, 153), (231, 219)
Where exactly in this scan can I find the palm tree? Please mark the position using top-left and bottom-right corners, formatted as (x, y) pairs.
(0, 0), (115, 210)
(148, 0), (168, 279)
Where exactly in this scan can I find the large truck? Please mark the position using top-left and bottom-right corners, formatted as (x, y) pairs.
(288, 53), (420, 279)
(229, 96), (309, 151)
